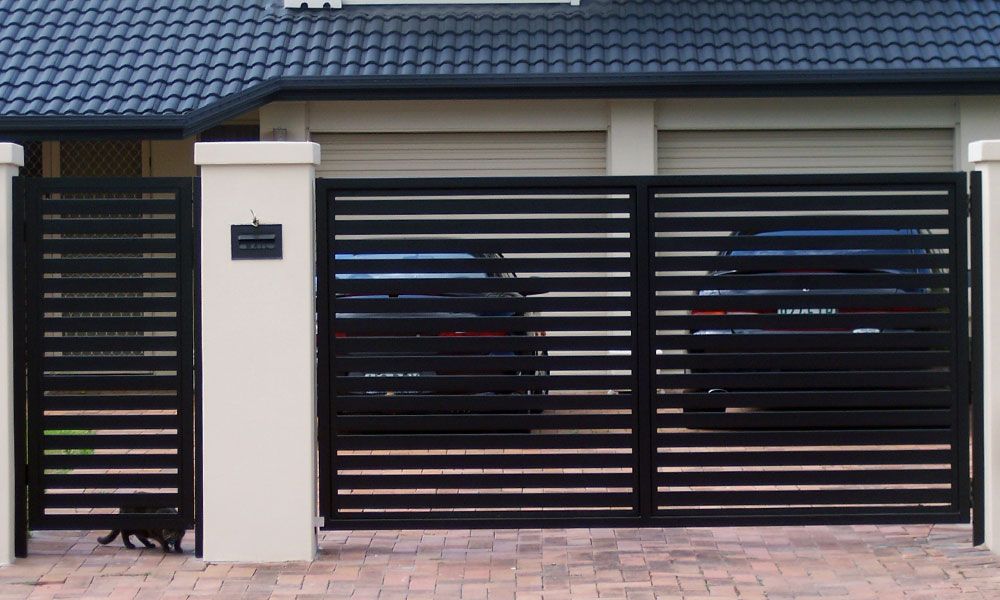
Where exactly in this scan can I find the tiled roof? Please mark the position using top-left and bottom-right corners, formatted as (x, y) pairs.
(1, 0), (1000, 129)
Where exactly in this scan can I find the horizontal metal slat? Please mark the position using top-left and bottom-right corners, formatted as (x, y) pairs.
(43, 414), (179, 430)
(655, 429), (953, 447)
(654, 332), (952, 352)
(42, 199), (177, 214)
(656, 449), (951, 467)
(656, 350), (951, 371)
(653, 273), (950, 292)
(654, 234), (952, 253)
(654, 292), (951, 312)
(336, 413), (634, 433)
(655, 469), (953, 487)
(43, 316), (178, 333)
(41, 219), (176, 235)
(43, 355), (179, 371)
(42, 336), (178, 353)
(336, 353), (634, 373)
(334, 335), (634, 353)
(333, 237), (634, 255)
(42, 375), (179, 392)
(333, 256), (630, 274)
(42, 258), (178, 274)
(334, 295), (634, 314)
(655, 253), (952, 273)
(336, 492), (635, 510)
(652, 214), (952, 232)
(334, 196), (634, 215)
(42, 493), (179, 509)
(42, 395), (180, 411)
(333, 276), (634, 295)
(335, 392), (634, 413)
(337, 433), (633, 451)
(41, 277), (178, 294)
(657, 370), (950, 390)
(334, 374), (633, 393)
(42, 297), (178, 313)
(43, 433), (179, 450)
(337, 472), (635, 490)
(334, 218), (631, 236)
(42, 238), (179, 254)
(657, 409), (954, 430)
(335, 316), (633, 335)
(654, 194), (950, 212)
(654, 311), (952, 331)
(42, 473), (180, 489)
(336, 453), (634, 470)
(655, 390), (953, 410)
(655, 489), (952, 506)
(41, 453), (180, 470)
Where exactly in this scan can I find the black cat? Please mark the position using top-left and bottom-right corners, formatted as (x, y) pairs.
(98, 507), (186, 554)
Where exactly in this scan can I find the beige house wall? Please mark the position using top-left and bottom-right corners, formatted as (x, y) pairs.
(251, 96), (1000, 176)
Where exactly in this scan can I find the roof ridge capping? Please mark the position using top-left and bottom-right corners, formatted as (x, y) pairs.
(283, 0), (580, 9)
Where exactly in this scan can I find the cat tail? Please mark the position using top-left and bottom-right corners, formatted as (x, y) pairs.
(97, 530), (120, 545)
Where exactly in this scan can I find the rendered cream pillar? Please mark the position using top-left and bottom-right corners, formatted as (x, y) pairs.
(607, 100), (656, 175)
(0, 144), (23, 566)
(196, 142), (319, 562)
(972, 140), (1000, 550)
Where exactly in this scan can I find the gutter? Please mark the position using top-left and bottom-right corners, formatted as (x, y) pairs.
(2, 68), (1000, 139)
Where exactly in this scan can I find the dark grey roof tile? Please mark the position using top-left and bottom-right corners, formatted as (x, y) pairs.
(3, 0), (1000, 119)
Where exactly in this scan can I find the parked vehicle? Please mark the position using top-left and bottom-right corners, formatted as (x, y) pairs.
(682, 228), (938, 408)
(332, 252), (546, 398)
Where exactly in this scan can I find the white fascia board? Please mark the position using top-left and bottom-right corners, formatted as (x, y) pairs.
(286, 0), (579, 7)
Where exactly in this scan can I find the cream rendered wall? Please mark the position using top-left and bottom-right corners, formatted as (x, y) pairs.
(251, 96), (1000, 176)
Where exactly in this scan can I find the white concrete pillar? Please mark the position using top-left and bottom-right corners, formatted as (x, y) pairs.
(195, 142), (320, 562)
(0, 143), (23, 566)
(972, 140), (1000, 550)
(607, 100), (656, 175)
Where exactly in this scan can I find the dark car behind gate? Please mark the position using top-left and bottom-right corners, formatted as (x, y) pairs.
(317, 174), (976, 532)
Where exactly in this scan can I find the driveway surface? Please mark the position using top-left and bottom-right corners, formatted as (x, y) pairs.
(1, 524), (999, 599)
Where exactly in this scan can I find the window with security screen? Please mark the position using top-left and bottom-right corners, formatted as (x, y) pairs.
(51, 140), (150, 354)
(20, 141), (42, 177)
(59, 139), (142, 177)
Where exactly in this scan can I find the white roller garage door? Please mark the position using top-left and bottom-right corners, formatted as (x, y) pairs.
(658, 129), (955, 175)
(314, 131), (607, 178)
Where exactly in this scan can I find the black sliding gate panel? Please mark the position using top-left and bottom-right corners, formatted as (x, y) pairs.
(320, 180), (642, 526)
(319, 173), (973, 529)
(17, 177), (197, 532)
(650, 175), (970, 524)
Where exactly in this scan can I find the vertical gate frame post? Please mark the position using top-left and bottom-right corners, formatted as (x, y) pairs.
(970, 141), (1000, 550)
(634, 183), (654, 519)
(196, 142), (320, 563)
(0, 143), (23, 566)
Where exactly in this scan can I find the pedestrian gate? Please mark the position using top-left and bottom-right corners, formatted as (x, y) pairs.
(12, 177), (198, 555)
(318, 174), (977, 530)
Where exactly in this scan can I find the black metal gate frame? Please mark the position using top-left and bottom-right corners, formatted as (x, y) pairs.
(317, 172), (977, 531)
(12, 177), (200, 557)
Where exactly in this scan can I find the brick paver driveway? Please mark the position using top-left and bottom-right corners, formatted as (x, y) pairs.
(2, 524), (999, 599)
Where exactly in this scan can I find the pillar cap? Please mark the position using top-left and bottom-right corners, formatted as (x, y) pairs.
(195, 142), (320, 166)
(0, 143), (25, 167)
(970, 140), (1000, 164)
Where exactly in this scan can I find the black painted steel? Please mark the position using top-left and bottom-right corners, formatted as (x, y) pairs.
(12, 177), (27, 557)
(17, 177), (197, 532)
(319, 174), (973, 530)
(971, 171), (985, 546)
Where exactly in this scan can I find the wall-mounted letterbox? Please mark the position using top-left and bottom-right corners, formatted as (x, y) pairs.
(231, 224), (282, 260)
